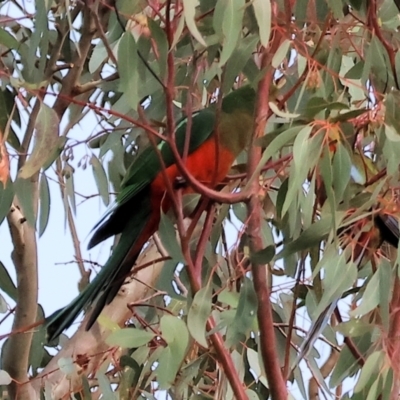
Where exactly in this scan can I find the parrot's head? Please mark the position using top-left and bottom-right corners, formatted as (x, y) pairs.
(219, 85), (257, 156)
(222, 85), (256, 115)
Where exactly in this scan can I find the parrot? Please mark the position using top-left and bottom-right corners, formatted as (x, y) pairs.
(294, 208), (399, 366)
(46, 85), (257, 341)
(293, 150), (400, 366)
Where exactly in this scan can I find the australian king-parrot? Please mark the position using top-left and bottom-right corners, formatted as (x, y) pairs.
(46, 85), (257, 341)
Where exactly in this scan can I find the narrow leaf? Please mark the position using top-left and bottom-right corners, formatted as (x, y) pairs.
(354, 351), (384, 392)
(64, 164), (76, 215)
(182, 0), (207, 47)
(252, 0), (271, 47)
(0, 181), (13, 225)
(214, 0), (245, 66)
(350, 271), (380, 317)
(187, 286), (212, 348)
(272, 39), (291, 68)
(14, 177), (36, 226)
(19, 103), (59, 179)
(118, 33), (140, 110)
(90, 155), (109, 206)
(159, 212), (185, 262)
(0, 262), (17, 301)
(157, 315), (189, 389)
(38, 173), (50, 236)
(106, 328), (155, 348)
(0, 28), (19, 50)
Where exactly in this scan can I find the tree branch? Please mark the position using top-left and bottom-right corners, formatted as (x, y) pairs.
(33, 239), (165, 398)
(4, 195), (39, 399)
(246, 46), (288, 398)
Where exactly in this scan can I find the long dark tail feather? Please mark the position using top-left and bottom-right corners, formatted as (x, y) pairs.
(375, 214), (399, 248)
(85, 249), (142, 329)
(88, 200), (137, 249)
(46, 202), (152, 342)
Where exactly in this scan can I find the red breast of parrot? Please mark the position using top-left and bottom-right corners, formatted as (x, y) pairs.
(46, 85), (256, 341)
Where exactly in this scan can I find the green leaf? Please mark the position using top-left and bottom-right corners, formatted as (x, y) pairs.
(330, 335), (366, 387)
(350, 271), (380, 317)
(147, 19), (168, 79)
(42, 137), (67, 171)
(106, 328), (155, 348)
(319, 146), (335, 215)
(159, 212), (185, 262)
(382, 368), (393, 399)
(0, 262), (17, 301)
(118, 32), (140, 110)
(218, 288), (240, 307)
(313, 255), (357, 320)
(81, 376), (93, 400)
(330, 108), (367, 123)
(247, 348), (268, 388)
(0, 89), (20, 150)
(18, 103), (60, 179)
(304, 98), (349, 119)
(378, 259), (392, 330)
(38, 173), (50, 236)
(90, 155), (109, 206)
(354, 351), (384, 393)
(246, 389), (260, 400)
(335, 319), (374, 338)
(0, 28), (19, 50)
(157, 315), (189, 389)
(222, 34), (259, 92)
(272, 39), (291, 68)
(214, 0), (245, 66)
(281, 125), (314, 216)
(89, 41), (108, 74)
(64, 164), (76, 215)
(96, 370), (117, 399)
(326, 0), (344, 18)
(182, 0), (207, 47)
(182, 194), (201, 216)
(249, 125), (306, 187)
(0, 181), (13, 225)
(332, 142), (351, 204)
(29, 305), (47, 372)
(24, 0), (49, 83)
(252, 0), (271, 47)
(250, 245), (275, 264)
(384, 123), (400, 142)
(187, 286), (212, 348)
(0, 294), (7, 313)
(14, 177), (36, 226)
(277, 216), (333, 259)
(226, 278), (257, 346)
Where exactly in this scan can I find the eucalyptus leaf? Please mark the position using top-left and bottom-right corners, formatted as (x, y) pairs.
(18, 103), (59, 179)
(187, 286), (212, 348)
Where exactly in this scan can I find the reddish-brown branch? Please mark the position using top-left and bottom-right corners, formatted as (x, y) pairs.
(367, 0), (400, 90)
(246, 46), (287, 398)
(388, 275), (400, 399)
(334, 309), (365, 366)
(161, 4), (249, 398)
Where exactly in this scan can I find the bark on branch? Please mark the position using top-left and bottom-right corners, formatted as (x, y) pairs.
(4, 196), (39, 399)
(33, 239), (165, 399)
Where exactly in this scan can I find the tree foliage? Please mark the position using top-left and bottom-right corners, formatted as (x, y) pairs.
(1, 0), (400, 399)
